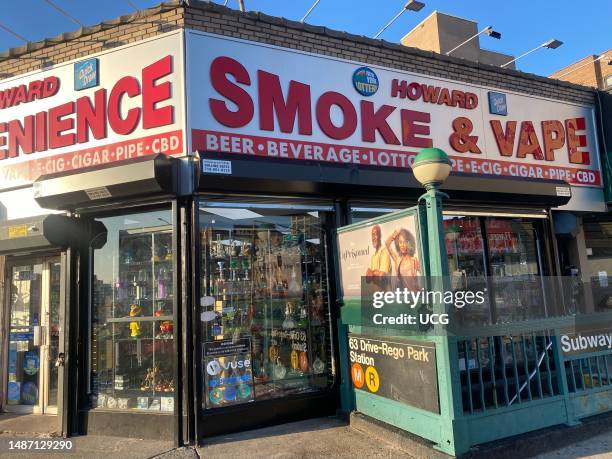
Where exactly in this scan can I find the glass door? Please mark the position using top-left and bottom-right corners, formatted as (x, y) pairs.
(198, 200), (335, 409)
(5, 258), (60, 414)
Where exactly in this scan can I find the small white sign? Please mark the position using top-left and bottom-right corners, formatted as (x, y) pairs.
(85, 186), (112, 200)
(202, 159), (232, 175)
(555, 186), (571, 197)
(599, 271), (608, 288)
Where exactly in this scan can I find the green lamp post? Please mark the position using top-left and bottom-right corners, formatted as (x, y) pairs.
(412, 147), (452, 278)
(412, 148), (468, 455)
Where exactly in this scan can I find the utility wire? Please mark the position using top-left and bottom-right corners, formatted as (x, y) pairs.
(0, 22), (28, 43)
(42, 0), (85, 28)
(126, 0), (141, 12)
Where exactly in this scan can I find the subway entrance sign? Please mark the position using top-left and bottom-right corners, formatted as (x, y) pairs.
(348, 334), (439, 414)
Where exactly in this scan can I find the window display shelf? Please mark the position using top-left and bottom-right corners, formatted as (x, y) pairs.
(91, 213), (176, 413)
(107, 316), (173, 323)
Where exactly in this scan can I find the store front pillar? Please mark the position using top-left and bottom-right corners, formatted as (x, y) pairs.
(334, 200), (355, 416)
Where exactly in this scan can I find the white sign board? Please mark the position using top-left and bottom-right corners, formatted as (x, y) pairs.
(0, 32), (185, 190)
(186, 31), (603, 196)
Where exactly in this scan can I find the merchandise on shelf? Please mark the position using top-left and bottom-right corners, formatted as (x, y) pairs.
(91, 224), (175, 411)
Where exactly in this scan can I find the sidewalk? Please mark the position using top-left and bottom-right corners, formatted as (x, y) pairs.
(0, 414), (610, 458)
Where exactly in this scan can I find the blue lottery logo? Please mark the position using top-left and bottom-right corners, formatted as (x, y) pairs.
(352, 67), (379, 97)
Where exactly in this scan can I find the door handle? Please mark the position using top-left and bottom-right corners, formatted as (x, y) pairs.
(33, 325), (42, 346)
(55, 353), (65, 367)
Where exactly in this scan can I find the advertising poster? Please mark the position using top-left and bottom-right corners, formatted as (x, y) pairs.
(337, 209), (421, 300)
(23, 351), (40, 376)
(7, 382), (20, 404)
(204, 338), (254, 408)
(349, 334), (439, 413)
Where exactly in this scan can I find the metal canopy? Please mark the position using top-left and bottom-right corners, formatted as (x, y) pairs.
(197, 153), (572, 208)
(33, 154), (181, 211)
(0, 214), (107, 255)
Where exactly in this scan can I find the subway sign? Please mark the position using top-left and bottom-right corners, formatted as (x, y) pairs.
(188, 31), (602, 188)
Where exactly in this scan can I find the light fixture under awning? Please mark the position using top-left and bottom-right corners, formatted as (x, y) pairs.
(202, 207), (264, 220)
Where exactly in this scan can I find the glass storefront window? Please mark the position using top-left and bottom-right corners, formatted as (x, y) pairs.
(485, 218), (545, 323)
(444, 216), (491, 325)
(91, 209), (175, 412)
(199, 200), (334, 409)
(443, 215), (550, 324)
(582, 217), (612, 311)
(352, 207), (553, 324)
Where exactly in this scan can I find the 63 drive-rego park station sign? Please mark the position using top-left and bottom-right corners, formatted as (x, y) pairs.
(349, 334), (439, 414)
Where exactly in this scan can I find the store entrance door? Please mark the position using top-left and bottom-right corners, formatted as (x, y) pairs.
(4, 258), (61, 415)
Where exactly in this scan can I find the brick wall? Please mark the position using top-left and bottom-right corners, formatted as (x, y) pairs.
(550, 51), (612, 91)
(0, 0), (596, 107)
(550, 55), (600, 88)
(0, 2), (183, 78)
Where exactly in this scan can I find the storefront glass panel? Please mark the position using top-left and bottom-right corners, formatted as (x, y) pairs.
(5, 260), (60, 413)
(484, 218), (546, 322)
(47, 261), (61, 410)
(198, 200), (334, 409)
(444, 215), (550, 324)
(90, 209), (175, 412)
(583, 216), (612, 311)
(444, 216), (491, 325)
(7, 264), (43, 408)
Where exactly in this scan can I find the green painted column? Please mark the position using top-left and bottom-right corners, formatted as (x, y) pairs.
(414, 148), (468, 455)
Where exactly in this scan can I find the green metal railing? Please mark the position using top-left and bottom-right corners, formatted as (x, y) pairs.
(458, 331), (561, 413)
(565, 352), (612, 392)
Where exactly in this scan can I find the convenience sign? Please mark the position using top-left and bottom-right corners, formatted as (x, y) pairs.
(187, 31), (602, 188)
(0, 33), (185, 189)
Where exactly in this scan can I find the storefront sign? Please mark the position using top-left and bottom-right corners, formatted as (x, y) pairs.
(187, 31), (602, 190)
(84, 186), (112, 200)
(8, 348), (17, 374)
(74, 58), (99, 91)
(488, 92), (507, 116)
(204, 338), (251, 357)
(0, 33), (185, 189)
(20, 381), (38, 405)
(348, 334), (439, 413)
(9, 332), (34, 341)
(7, 382), (20, 404)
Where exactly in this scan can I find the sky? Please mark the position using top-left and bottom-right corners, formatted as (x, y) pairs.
(0, 0), (609, 77)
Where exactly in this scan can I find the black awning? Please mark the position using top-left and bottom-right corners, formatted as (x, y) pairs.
(197, 153), (572, 207)
(33, 154), (180, 211)
(0, 215), (107, 255)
